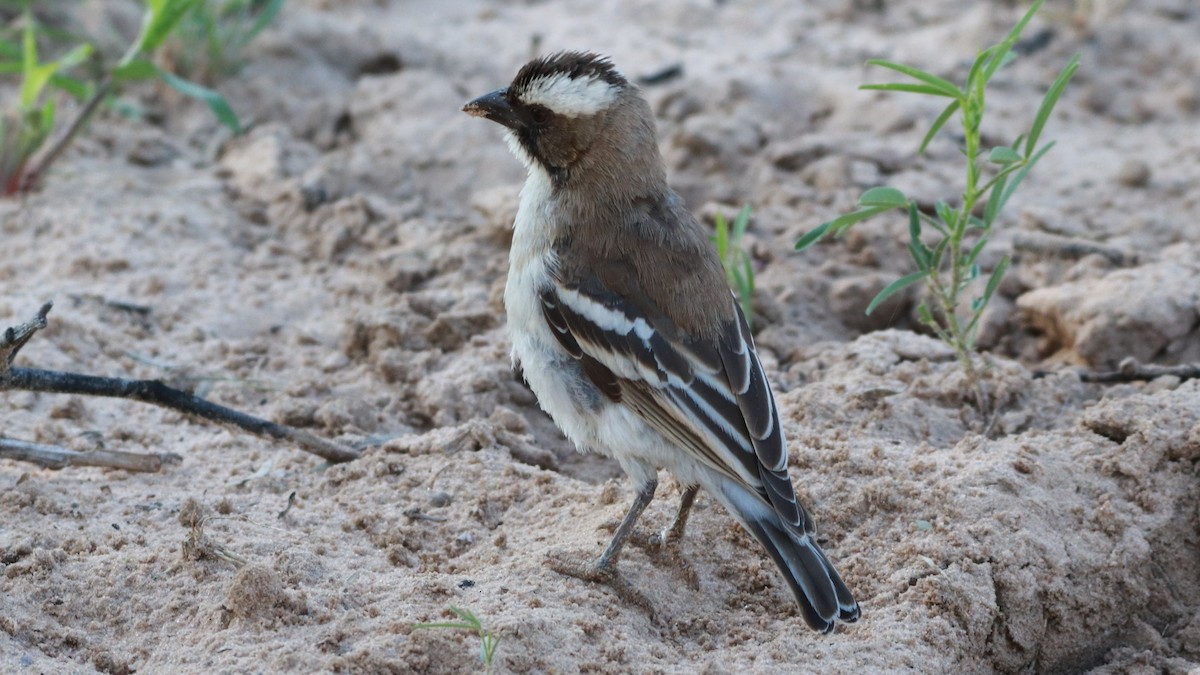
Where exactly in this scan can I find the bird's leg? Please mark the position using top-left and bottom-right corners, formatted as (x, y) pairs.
(660, 484), (698, 545)
(548, 476), (657, 582)
(630, 484), (698, 551)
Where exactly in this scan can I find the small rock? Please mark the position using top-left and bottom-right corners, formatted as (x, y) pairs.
(1116, 160), (1151, 188)
(1016, 262), (1200, 367)
(226, 565), (285, 619)
(800, 155), (851, 192)
(828, 273), (911, 333)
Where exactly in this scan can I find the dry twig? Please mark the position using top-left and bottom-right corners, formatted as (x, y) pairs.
(0, 437), (164, 472)
(1012, 231), (1138, 267)
(1, 302), (360, 467)
(1035, 357), (1200, 383)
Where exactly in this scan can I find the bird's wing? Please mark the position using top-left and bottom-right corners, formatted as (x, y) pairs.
(539, 278), (815, 536)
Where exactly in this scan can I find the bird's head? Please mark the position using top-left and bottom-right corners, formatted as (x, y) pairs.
(464, 51), (664, 193)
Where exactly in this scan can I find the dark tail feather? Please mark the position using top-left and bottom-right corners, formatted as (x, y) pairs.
(743, 515), (860, 632)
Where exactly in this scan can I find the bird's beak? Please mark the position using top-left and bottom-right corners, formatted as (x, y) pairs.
(462, 88), (521, 130)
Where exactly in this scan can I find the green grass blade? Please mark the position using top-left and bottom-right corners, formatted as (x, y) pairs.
(865, 59), (960, 97)
(830, 205), (893, 234)
(907, 203), (932, 270)
(996, 141), (1054, 216)
(48, 73), (89, 99)
(449, 606), (480, 625)
(934, 200), (957, 229)
(982, 254), (1010, 303)
(1025, 53), (1079, 155)
(983, 174), (1007, 226)
(138, 0), (205, 54)
(983, 0), (1045, 81)
(866, 270), (926, 315)
(795, 222), (832, 251)
(58, 43), (93, 70)
(964, 254), (1011, 338)
(919, 99), (961, 154)
(246, 0), (287, 42)
(861, 83), (958, 98)
(733, 204), (751, 239)
(965, 46), (996, 91)
(157, 68), (241, 132)
(713, 210), (729, 260)
(113, 59), (158, 82)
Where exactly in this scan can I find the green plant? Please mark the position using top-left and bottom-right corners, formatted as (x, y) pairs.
(795, 0), (1078, 410)
(413, 606), (501, 671)
(0, 9), (90, 194)
(712, 204), (755, 327)
(161, 0), (286, 84)
(10, 0), (248, 194)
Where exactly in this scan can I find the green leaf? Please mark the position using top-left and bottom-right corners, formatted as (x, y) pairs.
(135, 0), (205, 55)
(156, 67), (241, 132)
(907, 203), (932, 270)
(966, 235), (991, 267)
(916, 301), (936, 328)
(908, 241), (930, 272)
(866, 270), (926, 315)
(988, 146), (1022, 164)
(983, 0), (1045, 82)
(907, 201), (922, 243)
(48, 73), (89, 99)
(795, 222), (832, 251)
(935, 200), (958, 229)
(860, 186), (907, 208)
(982, 254), (1011, 305)
(112, 59), (159, 82)
(245, 0), (287, 42)
(983, 174), (1008, 226)
(928, 237), (951, 271)
(1025, 53), (1080, 156)
(0, 38), (18, 60)
(996, 141), (1055, 216)
(732, 204), (752, 240)
(965, 255), (1012, 339)
(865, 59), (960, 98)
(965, 46), (996, 92)
(829, 204), (893, 233)
(740, 255), (755, 295)
(919, 99), (961, 154)
(918, 209), (948, 236)
(861, 83), (958, 98)
(713, 210), (729, 260)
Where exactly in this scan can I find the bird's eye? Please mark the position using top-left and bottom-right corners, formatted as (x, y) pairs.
(529, 105), (553, 126)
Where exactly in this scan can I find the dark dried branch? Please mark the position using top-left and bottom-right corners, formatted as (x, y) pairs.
(1, 302), (360, 464)
(1035, 357), (1200, 383)
(1012, 231), (1138, 267)
(0, 437), (162, 472)
(1, 301), (52, 367)
(5, 367), (359, 462)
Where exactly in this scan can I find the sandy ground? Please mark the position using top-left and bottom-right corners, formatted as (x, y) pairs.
(3, 0), (1199, 672)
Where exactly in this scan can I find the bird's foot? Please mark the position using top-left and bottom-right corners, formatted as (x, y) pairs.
(545, 552), (655, 614)
(627, 526), (681, 553)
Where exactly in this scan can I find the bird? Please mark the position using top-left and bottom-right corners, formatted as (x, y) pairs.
(462, 51), (860, 633)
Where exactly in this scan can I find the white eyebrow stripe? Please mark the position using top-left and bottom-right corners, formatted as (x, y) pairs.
(520, 72), (621, 116)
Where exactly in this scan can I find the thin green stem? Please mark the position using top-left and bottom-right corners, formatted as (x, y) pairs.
(19, 77), (112, 192)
